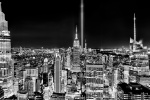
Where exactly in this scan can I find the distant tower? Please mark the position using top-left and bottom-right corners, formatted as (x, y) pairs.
(73, 26), (80, 48)
(72, 26), (80, 67)
(0, 2), (11, 62)
(133, 13), (136, 51)
(54, 54), (62, 93)
(134, 13), (136, 42)
(81, 0), (84, 49)
(84, 39), (87, 53)
(85, 39), (87, 49)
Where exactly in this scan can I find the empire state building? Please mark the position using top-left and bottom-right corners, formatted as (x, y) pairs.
(72, 26), (81, 71)
(73, 27), (80, 48)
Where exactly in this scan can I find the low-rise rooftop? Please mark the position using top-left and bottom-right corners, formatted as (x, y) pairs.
(118, 82), (150, 94)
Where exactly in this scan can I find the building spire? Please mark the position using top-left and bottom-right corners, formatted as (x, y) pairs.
(85, 39), (87, 49)
(75, 25), (78, 39)
(134, 13), (136, 42)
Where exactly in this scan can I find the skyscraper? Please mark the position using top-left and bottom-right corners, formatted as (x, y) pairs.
(54, 54), (62, 93)
(129, 13), (146, 52)
(0, 2), (13, 98)
(72, 26), (81, 71)
(0, 2), (11, 62)
(86, 64), (104, 99)
(43, 58), (49, 87)
(73, 26), (80, 48)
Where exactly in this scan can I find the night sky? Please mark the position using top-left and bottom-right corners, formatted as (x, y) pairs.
(2, 0), (150, 48)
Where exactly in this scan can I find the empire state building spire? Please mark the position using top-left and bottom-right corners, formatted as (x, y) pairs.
(73, 26), (80, 47)
(75, 26), (78, 39)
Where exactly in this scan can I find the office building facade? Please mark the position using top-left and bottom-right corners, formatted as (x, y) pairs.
(54, 54), (62, 93)
(86, 64), (104, 100)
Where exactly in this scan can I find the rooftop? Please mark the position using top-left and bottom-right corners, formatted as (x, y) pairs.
(118, 82), (150, 94)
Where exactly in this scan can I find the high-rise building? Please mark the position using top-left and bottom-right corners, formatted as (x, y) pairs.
(24, 76), (34, 98)
(43, 73), (48, 86)
(123, 66), (129, 84)
(35, 79), (40, 92)
(66, 53), (71, 70)
(43, 58), (49, 87)
(130, 53), (149, 76)
(54, 54), (62, 93)
(129, 13), (147, 52)
(0, 2), (13, 98)
(0, 2), (11, 62)
(72, 26), (81, 72)
(24, 66), (38, 92)
(73, 26), (80, 48)
(86, 64), (104, 100)
(61, 70), (67, 93)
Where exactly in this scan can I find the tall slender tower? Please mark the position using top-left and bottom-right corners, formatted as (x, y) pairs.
(81, 0), (84, 49)
(133, 13), (136, 51)
(73, 26), (80, 67)
(85, 39), (87, 49)
(134, 13), (136, 42)
(73, 26), (80, 48)
(54, 54), (62, 93)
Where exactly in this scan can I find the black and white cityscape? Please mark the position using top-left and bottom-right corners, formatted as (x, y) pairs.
(0, 0), (150, 100)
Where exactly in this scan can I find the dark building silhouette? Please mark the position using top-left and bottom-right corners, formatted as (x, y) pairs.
(0, 86), (4, 100)
(43, 73), (48, 87)
(117, 82), (150, 100)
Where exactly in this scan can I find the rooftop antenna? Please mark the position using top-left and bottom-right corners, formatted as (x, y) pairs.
(75, 25), (78, 39)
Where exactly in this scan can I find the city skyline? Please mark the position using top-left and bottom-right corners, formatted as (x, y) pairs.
(2, 0), (150, 48)
(1, 1), (150, 99)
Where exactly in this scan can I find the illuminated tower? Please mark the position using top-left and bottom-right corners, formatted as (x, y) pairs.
(81, 0), (84, 49)
(0, 2), (13, 98)
(54, 54), (62, 93)
(0, 2), (11, 62)
(84, 39), (87, 53)
(134, 13), (136, 43)
(133, 13), (136, 51)
(73, 26), (80, 48)
(72, 26), (80, 68)
(85, 39), (87, 49)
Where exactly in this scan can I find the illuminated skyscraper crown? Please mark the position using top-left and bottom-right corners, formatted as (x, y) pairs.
(75, 26), (78, 40)
(73, 26), (80, 47)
